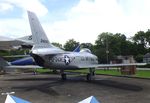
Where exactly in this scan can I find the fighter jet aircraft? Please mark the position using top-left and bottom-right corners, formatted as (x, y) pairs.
(0, 35), (33, 50)
(0, 11), (146, 80)
(25, 11), (146, 81)
(0, 43), (80, 74)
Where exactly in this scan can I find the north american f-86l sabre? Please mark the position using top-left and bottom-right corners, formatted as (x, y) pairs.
(1, 11), (146, 81)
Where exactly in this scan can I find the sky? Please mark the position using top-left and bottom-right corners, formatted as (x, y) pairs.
(0, 0), (150, 44)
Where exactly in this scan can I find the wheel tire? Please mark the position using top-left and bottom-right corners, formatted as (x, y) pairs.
(92, 71), (95, 76)
(61, 74), (67, 80)
(86, 73), (91, 81)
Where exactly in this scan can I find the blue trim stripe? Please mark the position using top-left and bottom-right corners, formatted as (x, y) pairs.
(11, 57), (35, 65)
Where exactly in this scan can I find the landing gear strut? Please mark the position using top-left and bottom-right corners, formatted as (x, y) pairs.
(60, 69), (67, 80)
(61, 73), (67, 80)
(86, 73), (92, 81)
(86, 68), (95, 81)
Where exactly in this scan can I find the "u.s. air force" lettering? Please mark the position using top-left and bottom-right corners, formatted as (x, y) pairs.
(41, 39), (49, 43)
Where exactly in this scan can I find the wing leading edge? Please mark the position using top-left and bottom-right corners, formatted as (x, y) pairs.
(77, 63), (147, 69)
(5, 65), (42, 69)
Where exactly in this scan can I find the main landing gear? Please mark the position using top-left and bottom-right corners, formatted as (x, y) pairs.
(86, 68), (95, 81)
(60, 68), (95, 81)
(60, 69), (67, 80)
(61, 73), (67, 80)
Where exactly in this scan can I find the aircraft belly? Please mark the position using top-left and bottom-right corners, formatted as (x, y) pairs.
(43, 52), (98, 70)
(50, 64), (78, 70)
(49, 59), (97, 69)
(44, 60), (78, 70)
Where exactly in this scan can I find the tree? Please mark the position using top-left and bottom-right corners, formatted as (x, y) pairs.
(135, 54), (144, 62)
(52, 42), (63, 49)
(64, 39), (79, 51)
(132, 30), (148, 54)
(81, 43), (93, 50)
(133, 31), (148, 47)
(94, 32), (134, 63)
(145, 29), (150, 48)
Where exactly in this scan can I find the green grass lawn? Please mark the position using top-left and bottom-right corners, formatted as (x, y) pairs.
(95, 69), (121, 75)
(135, 70), (150, 78)
(96, 69), (150, 78)
(36, 68), (51, 73)
(36, 68), (150, 78)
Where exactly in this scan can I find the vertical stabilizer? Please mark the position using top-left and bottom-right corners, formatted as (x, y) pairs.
(73, 45), (80, 52)
(27, 11), (52, 48)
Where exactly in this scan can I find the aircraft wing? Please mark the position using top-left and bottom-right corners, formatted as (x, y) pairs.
(78, 63), (147, 69)
(5, 65), (42, 69)
(0, 35), (33, 50)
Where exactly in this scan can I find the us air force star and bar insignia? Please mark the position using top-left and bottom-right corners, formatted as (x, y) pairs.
(64, 55), (70, 65)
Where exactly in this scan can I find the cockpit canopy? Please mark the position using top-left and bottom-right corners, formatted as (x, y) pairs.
(80, 48), (92, 53)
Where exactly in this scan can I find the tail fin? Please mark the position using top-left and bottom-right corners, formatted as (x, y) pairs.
(27, 11), (52, 48)
(73, 45), (80, 52)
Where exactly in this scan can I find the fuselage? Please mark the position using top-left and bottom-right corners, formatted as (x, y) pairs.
(32, 48), (98, 70)
(27, 11), (98, 70)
